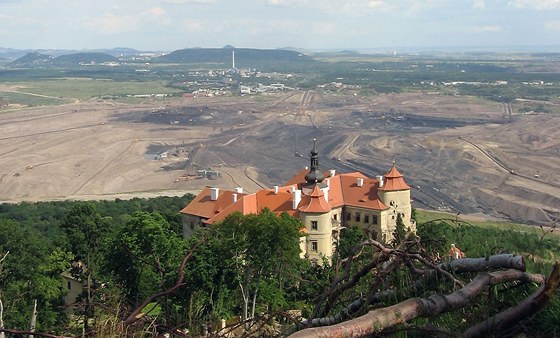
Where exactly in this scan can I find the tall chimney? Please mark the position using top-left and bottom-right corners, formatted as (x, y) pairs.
(211, 187), (219, 201)
(377, 175), (384, 188)
(232, 50), (235, 69)
(235, 187), (243, 194)
(329, 169), (336, 177)
(292, 189), (302, 209)
(357, 178), (364, 187)
(233, 193), (238, 203)
(274, 185), (279, 194)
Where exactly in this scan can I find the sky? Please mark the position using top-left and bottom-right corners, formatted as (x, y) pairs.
(1, 0), (560, 52)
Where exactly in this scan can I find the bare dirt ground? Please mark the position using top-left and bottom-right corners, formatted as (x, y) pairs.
(1, 92), (559, 225)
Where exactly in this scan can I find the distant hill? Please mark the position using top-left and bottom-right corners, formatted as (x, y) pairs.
(155, 47), (314, 67)
(52, 52), (118, 66)
(8, 52), (54, 67)
(90, 47), (140, 57)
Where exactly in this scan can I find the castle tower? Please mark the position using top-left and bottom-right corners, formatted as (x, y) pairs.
(298, 185), (333, 265)
(377, 163), (414, 232)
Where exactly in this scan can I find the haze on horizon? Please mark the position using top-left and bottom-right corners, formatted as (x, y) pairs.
(1, 0), (560, 52)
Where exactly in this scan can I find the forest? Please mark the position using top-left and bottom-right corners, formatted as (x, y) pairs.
(0, 196), (559, 337)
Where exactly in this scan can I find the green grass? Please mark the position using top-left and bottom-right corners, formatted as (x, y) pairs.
(1, 78), (182, 106)
(0, 91), (71, 106)
(416, 208), (560, 241)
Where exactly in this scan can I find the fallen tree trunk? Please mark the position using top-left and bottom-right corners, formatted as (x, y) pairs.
(289, 268), (546, 338)
(465, 262), (560, 337)
(296, 254), (527, 329)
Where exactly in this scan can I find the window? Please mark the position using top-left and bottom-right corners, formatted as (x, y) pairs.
(346, 213), (351, 221)
(311, 221), (318, 230)
(190, 221), (195, 230)
(333, 214), (337, 220)
(372, 215), (378, 225)
(311, 241), (318, 252)
(311, 259), (318, 267)
(364, 214), (370, 223)
(355, 212), (361, 222)
(67, 281), (72, 290)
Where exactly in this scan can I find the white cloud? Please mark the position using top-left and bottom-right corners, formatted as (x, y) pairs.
(545, 20), (560, 31)
(84, 13), (139, 35)
(181, 20), (203, 32)
(472, 25), (502, 32)
(473, 0), (486, 9)
(163, 0), (216, 3)
(266, 0), (308, 6)
(367, 0), (394, 10)
(509, 0), (560, 10)
(145, 6), (166, 17)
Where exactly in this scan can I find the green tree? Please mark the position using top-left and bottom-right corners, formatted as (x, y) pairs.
(183, 210), (304, 329)
(0, 220), (68, 331)
(105, 211), (187, 324)
(61, 202), (108, 332)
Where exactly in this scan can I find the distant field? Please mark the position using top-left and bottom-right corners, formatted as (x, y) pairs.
(0, 78), (182, 107)
(416, 209), (560, 238)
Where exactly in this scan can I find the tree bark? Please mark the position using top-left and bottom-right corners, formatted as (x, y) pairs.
(0, 298), (4, 338)
(28, 299), (37, 338)
(289, 269), (545, 338)
(299, 254), (527, 330)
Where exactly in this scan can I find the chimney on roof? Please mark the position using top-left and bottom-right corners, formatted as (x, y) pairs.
(322, 187), (329, 202)
(274, 185), (279, 194)
(377, 175), (384, 188)
(235, 187), (243, 193)
(292, 189), (302, 210)
(211, 187), (219, 201)
(357, 178), (364, 187)
(233, 193), (238, 203)
(329, 169), (336, 177)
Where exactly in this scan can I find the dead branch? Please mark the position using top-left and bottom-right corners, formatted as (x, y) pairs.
(464, 262), (560, 337)
(310, 233), (415, 321)
(296, 254), (527, 331)
(0, 328), (76, 338)
(289, 268), (545, 338)
(440, 254), (525, 273)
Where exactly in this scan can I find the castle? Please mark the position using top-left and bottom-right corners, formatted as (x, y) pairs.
(180, 141), (414, 265)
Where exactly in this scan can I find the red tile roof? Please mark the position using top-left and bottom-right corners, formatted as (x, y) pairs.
(298, 185), (332, 213)
(379, 165), (410, 191)
(202, 186), (299, 224)
(180, 187), (247, 218)
(182, 164), (405, 224)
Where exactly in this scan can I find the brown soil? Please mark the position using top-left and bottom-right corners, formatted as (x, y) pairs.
(1, 92), (559, 226)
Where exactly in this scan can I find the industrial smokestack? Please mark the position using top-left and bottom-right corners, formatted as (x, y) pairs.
(232, 50), (235, 69)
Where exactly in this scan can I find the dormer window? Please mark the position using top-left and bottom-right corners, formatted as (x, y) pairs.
(311, 221), (318, 230)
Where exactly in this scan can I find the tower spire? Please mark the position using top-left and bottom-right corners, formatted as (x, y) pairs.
(304, 138), (325, 188)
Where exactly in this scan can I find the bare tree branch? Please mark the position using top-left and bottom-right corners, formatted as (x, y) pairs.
(289, 268), (546, 338)
(464, 262), (560, 337)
